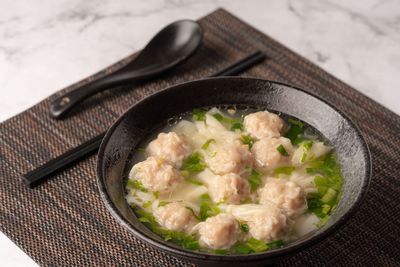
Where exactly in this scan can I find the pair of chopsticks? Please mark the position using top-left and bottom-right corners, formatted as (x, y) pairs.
(22, 50), (266, 188)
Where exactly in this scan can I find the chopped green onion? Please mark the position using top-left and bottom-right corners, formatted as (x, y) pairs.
(276, 144), (289, 156)
(306, 168), (315, 174)
(181, 170), (190, 177)
(186, 178), (204, 186)
(231, 122), (243, 131)
(288, 118), (304, 127)
(267, 240), (284, 249)
(308, 153), (343, 191)
(248, 170), (262, 191)
(136, 208), (200, 250)
(300, 152), (307, 163)
(199, 194), (220, 221)
(142, 201), (152, 208)
(240, 223), (249, 233)
(138, 217), (150, 223)
(153, 191), (159, 198)
(240, 135), (255, 148)
(182, 152), (206, 173)
(182, 237), (200, 250)
(201, 139), (215, 150)
(302, 140), (313, 151)
(158, 201), (171, 207)
(274, 166), (295, 176)
(232, 238), (269, 254)
(212, 113), (244, 131)
(321, 204), (331, 215)
(314, 175), (329, 195)
(214, 249), (227, 255)
(233, 243), (252, 254)
(127, 179), (148, 192)
(212, 113), (224, 121)
(321, 188), (337, 204)
(185, 206), (200, 220)
(300, 143), (312, 162)
(307, 153), (343, 221)
(192, 108), (207, 121)
(285, 118), (305, 145)
(246, 238), (268, 252)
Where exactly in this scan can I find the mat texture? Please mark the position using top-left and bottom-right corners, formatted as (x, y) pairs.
(1, 8), (399, 267)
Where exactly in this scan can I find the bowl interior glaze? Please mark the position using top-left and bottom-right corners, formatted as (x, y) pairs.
(97, 77), (371, 266)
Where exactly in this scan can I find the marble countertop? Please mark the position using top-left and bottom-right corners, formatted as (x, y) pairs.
(1, 0), (399, 266)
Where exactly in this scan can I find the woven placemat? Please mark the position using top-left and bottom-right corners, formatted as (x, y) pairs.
(1, 8), (399, 266)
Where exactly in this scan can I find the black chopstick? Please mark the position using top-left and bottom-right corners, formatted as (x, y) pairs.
(22, 50), (266, 188)
(210, 51), (265, 77)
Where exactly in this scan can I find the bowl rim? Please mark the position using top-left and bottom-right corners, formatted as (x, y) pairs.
(96, 77), (372, 262)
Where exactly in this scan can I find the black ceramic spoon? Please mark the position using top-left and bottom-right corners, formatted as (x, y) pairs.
(24, 51), (266, 188)
(49, 20), (202, 118)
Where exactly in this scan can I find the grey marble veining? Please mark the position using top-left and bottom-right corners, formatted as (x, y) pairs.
(1, 0), (399, 124)
(0, 0), (399, 266)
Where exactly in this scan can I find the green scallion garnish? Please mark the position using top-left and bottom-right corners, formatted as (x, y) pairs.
(201, 139), (215, 150)
(240, 134), (255, 148)
(127, 179), (148, 192)
(182, 152), (206, 173)
(276, 144), (289, 156)
(192, 108), (207, 121)
(274, 166), (295, 176)
(240, 223), (249, 233)
(248, 169), (262, 191)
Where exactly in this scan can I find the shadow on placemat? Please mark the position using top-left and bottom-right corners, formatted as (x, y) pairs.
(0, 8), (400, 267)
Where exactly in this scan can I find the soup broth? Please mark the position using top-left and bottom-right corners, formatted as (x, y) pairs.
(125, 107), (343, 254)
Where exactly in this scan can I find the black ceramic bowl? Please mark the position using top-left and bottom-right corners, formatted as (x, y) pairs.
(97, 77), (371, 266)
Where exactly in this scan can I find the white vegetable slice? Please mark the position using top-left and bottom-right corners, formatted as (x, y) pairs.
(162, 183), (208, 206)
(292, 213), (319, 237)
(291, 141), (331, 166)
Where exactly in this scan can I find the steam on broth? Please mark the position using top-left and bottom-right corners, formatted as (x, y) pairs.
(125, 107), (343, 254)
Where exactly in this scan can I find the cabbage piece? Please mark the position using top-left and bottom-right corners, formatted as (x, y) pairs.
(292, 213), (319, 237)
(126, 190), (155, 209)
(196, 168), (220, 186)
(220, 204), (270, 221)
(172, 120), (205, 148)
(195, 114), (240, 144)
(289, 171), (318, 194)
(161, 183), (208, 206)
(292, 141), (331, 166)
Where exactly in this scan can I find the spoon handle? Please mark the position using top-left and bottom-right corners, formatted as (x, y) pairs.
(23, 51), (266, 188)
(49, 68), (141, 119)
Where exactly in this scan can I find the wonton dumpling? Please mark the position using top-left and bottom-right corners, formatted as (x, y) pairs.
(225, 203), (288, 242)
(208, 173), (250, 204)
(259, 178), (307, 217)
(130, 157), (183, 195)
(252, 137), (294, 171)
(154, 202), (197, 232)
(146, 132), (192, 168)
(198, 213), (241, 249)
(206, 142), (253, 175)
(243, 111), (286, 139)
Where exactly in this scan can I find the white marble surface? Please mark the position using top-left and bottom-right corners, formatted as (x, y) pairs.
(1, 0), (399, 266)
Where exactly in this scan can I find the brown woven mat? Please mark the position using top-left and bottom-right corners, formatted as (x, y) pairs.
(1, 8), (399, 266)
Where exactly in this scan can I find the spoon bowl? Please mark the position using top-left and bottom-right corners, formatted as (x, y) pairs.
(49, 20), (202, 119)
